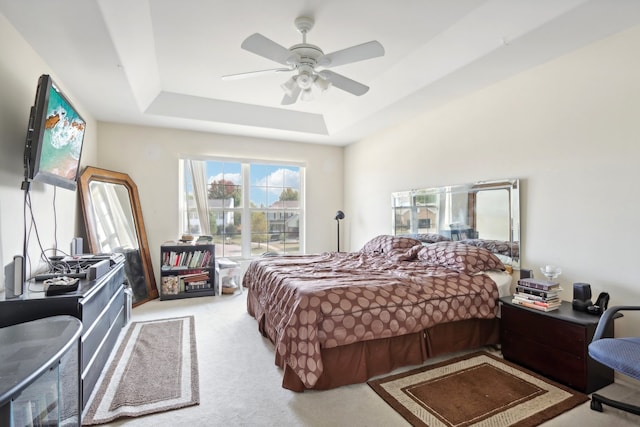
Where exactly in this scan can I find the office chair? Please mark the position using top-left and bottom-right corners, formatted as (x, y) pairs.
(588, 306), (640, 415)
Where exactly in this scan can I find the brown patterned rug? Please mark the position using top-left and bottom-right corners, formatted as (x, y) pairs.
(368, 351), (588, 427)
(82, 316), (199, 425)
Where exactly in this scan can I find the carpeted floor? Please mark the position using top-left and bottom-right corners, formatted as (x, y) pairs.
(87, 291), (640, 426)
(368, 351), (588, 426)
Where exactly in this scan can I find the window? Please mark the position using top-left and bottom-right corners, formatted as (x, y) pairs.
(180, 159), (303, 259)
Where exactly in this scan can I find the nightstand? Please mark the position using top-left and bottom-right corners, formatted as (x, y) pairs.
(499, 296), (616, 393)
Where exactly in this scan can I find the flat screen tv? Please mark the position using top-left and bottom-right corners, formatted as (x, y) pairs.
(24, 74), (86, 191)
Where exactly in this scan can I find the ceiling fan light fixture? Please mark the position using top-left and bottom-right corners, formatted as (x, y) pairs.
(314, 75), (331, 92)
(300, 88), (314, 102)
(296, 67), (314, 90)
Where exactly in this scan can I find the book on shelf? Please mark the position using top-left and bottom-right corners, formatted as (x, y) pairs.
(180, 272), (210, 283)
(517, 277), (560, 291)
(185, 281), (212, 292)
(187, 251), (198, 268)
(162, 249), (213, 269)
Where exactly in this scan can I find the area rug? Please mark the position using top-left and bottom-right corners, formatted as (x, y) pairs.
(82, 316), (199, 425)
(368, 351), (588, 427)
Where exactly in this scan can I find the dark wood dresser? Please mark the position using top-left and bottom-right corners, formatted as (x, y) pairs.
(499, 296), (616, 393)
(0, 261), (127, 409)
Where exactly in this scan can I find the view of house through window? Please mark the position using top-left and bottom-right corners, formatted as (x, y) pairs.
(181, 159), (303, 259)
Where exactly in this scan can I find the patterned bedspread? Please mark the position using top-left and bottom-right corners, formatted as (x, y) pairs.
(244, 251), (500, 388)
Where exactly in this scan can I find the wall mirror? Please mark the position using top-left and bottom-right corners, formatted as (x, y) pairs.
(79, 166), (158, 305)
(392, 179), (520, 268)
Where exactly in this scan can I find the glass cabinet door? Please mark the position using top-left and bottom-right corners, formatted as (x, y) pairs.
(10, 338), (79, 427)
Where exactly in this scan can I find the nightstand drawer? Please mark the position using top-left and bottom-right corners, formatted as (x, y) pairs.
(502, 328), (587, 390)
(502, 304), (586, 357)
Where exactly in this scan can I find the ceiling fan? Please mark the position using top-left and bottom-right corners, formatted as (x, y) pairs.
(222, 16), (385, 105)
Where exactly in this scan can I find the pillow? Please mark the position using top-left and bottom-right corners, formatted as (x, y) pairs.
(417, 242), (505, 273)
(390, 244), (423, 262)
(360, 235), (422, 255)
(410, 233), (451, 243)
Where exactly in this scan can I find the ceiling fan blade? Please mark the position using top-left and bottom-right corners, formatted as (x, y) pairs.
(222, 67), (291, 81)
(281, 85), (301, 105)
(318, 70), (369, 96)
(241, 33), (294, 66)
(318, 41), (384, 68)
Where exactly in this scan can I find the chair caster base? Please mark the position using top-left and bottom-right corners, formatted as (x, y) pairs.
(590, 397), (603, 412)
(590, 393), (640, 416)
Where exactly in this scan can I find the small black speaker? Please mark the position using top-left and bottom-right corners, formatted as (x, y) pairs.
(572, 282), (592, 311)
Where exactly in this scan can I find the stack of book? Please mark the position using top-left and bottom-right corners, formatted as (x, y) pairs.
(195, 235), (213, 245)
(182, 271), (211, 292)
(512, 277), (562, 312)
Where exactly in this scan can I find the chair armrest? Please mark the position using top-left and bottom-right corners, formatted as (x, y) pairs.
(592, 306), (640, 341)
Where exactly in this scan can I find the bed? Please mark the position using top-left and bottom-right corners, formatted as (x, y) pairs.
(244, 235), (512, 391)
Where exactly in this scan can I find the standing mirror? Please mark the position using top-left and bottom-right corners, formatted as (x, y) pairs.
(79, 166), (158, 305)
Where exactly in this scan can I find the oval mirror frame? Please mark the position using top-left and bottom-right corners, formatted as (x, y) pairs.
(78, 166), (158, 305)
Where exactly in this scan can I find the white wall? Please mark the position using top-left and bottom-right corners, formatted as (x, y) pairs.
(96, 122), (343, 282)
(345, 25), (640, 337)
(0, 12), (97, 289)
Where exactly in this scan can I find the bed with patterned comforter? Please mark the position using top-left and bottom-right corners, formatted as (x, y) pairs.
(244, 235), (506, 391)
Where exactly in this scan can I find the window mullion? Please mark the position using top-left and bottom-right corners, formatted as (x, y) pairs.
(241, 163), (251, 258)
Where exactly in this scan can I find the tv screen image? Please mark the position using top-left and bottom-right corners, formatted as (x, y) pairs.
(25, 74), (86, 191)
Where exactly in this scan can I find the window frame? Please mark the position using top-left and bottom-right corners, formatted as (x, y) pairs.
(179, 156), (305, 260)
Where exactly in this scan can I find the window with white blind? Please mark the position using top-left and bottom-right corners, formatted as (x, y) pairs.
(180, 158), (304, 259)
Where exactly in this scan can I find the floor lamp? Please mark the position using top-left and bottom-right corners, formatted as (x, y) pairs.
(335, 210), (345, 252)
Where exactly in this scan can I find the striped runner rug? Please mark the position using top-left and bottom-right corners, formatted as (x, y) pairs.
(83, 316), (199, 425)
